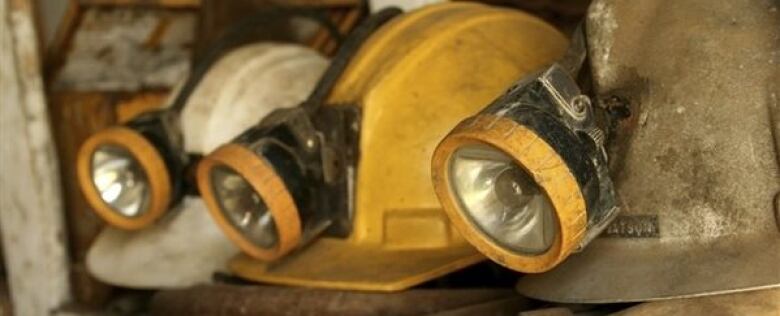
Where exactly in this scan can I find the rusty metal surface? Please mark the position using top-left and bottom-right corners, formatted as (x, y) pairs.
(518, 0), (780, 303)
(427, 297), (532, 316)
(150, 284), (517, 316)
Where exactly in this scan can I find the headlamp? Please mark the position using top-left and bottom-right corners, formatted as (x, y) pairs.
(78, 110), (187, 230)
(432, 53), (618, 272)
(198, 106), (358, 261)
(77, 6), (342, 231)
(201, 3), (572, 290)
(197, 8), (398, 262)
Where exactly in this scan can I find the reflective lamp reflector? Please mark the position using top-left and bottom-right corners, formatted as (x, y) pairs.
(91, 144), (151, 218)
(210, 165), (279, 249)
(449, 144), (557, 255)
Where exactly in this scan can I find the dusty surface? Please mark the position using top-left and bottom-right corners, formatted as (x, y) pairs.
(53, 7), (195, 91)
(614, 288), (780, 316)
(518, 0), (780, 302)
(87, 197), (239, 288)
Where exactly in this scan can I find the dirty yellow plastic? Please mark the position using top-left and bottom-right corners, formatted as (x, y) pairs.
(230, 2), (568, 291)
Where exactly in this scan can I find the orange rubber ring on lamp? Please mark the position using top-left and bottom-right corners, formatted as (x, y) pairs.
(197, 144), (302, 261)
(431, 114), (587, 273)
(77, 127), (171, 230)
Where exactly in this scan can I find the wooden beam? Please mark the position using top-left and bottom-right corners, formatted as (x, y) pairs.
(78, 0), (201, 8)
(267, 0), (360, 6)
(151, 285), (519, 315)
(43, 0), (80, 73)
(48, 92), (117, 307)
(0, 0), (72, 315)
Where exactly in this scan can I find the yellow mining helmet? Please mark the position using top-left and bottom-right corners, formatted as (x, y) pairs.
(431, 23), (618, 273)
(197, 3), (567, 291)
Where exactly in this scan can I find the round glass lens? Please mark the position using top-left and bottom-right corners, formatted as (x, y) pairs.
(91, 144), (151, 218)
(449, 144), (558, 255)
(211, 165), (279, 249)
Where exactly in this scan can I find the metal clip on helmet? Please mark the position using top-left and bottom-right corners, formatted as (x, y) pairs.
(432, 26), (618, 273)
(197, 3), (568, 291)
(517, 0), (780, 302)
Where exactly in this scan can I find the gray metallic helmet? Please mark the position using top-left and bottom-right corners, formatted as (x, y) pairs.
(517, 0), (780, 303)
(614, 289), (780, 315)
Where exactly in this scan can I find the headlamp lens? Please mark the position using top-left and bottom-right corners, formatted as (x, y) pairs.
(91, 145), (151, 218)
(211, 165), (279, 249)
(449, 144), (557, 255)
